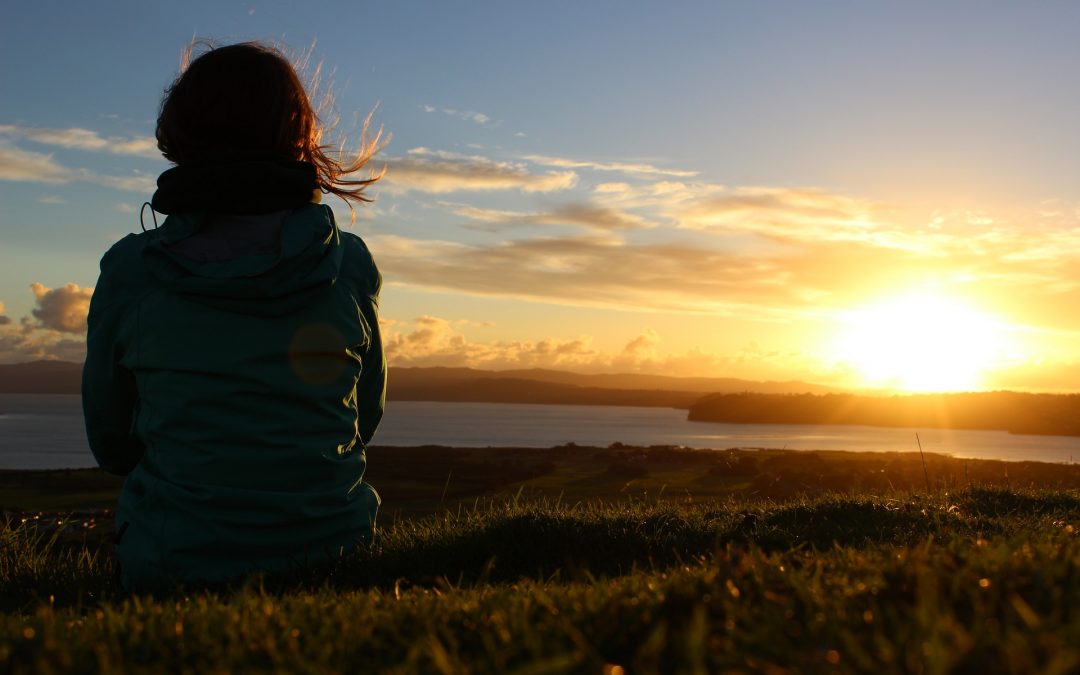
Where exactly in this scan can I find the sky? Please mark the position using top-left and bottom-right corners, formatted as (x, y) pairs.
(3, 1), (1080, 392)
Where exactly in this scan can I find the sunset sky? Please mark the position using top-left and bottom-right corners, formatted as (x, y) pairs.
(3, 2), (1080, 392)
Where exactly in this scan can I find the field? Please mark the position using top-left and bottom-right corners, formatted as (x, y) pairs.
(3, 445), (1080, 673)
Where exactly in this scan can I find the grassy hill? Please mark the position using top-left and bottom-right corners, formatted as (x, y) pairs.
(3, 446), (1080, 672)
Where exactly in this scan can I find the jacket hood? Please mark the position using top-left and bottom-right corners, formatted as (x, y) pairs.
(142, 204), (344, 317)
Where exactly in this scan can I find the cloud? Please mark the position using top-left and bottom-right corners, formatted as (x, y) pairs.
(525, 154), (699, 178)
(590, 181), (923, 252)
(84, 171), (156, 193)
(0, 139), (157, 193)
(0, 286), (92, 363)
(371, 215), (1080, 324)
(28, 282), (93, 333)
(445, 201), (653, 231)
(0, 124), (160, 159)
(38, 195), (66, 204)
(674, 187), (882, 242)
(383, 315), (613, 370)
(372, 232), (816, 317)
(0, 140), (70, 183)
(621, 328), (659, 359)
(381, 148), (577, 194)
(0, 326), (86, 363)
(419, 105), (491, 125)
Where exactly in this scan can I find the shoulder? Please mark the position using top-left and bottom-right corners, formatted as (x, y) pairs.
(100, 231), (149, 267)
(98, 231), (154, 284)
(93, 229), (161, 307)
(334, 220), (382, 298)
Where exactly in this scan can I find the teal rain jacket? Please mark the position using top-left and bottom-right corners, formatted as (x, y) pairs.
(82, 204), (385, 589)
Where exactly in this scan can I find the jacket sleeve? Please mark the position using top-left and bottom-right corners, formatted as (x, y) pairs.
(82, 239), (145, 475)
(356, 261), (386, 446)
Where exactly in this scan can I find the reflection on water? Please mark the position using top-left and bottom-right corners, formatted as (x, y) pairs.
(3, 394), (1080, 470)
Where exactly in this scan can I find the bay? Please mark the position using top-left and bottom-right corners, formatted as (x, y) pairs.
(2, 393), (1079, 470)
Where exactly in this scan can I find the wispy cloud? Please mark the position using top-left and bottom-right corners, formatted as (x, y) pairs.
(381, 148), (577, 194)
(419, 105), (491, 125)
(0, 141), (71, 183)
(444, 201), (653, 231)
(525, 154), (699, 178)
(371, 232), (810, 317)
(674, 186), (882, 242)
(87, 171), (156, 193)
(0, 124), (160, 159)
(0, 139), (156, 193)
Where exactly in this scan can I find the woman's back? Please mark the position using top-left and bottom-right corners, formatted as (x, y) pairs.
(85, 203), (384, 588)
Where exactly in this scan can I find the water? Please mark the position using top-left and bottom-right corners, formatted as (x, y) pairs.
(0, 394), (94, 470)
(3, 393), (1080, 470)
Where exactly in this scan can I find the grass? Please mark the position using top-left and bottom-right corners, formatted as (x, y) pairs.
(2, 482), (1080, 673)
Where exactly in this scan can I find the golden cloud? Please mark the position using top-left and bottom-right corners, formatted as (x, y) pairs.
(29, 282), (93, 334)
(0, 282), (95, 362)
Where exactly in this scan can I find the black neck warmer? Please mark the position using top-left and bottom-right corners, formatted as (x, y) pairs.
(151, 158), (319, 215)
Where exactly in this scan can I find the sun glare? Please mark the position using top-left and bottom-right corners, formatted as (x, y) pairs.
(836, 292), (1008, 392)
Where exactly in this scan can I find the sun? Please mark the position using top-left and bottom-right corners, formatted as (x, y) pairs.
(836, 292), (1008, 392)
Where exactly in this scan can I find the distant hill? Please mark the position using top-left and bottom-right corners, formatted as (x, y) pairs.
(389, 366), (840, 396)
(0, 361), (838, 407)
(688, 391), (1080, 437)
(388, 376), (702, 408)
(0, 361), (82, 394)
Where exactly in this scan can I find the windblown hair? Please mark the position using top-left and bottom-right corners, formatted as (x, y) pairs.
(156, 41), (385, 207)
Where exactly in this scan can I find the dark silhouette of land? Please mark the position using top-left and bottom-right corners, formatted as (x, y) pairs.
(689, 391), (1080, 437)
(0, 361), (83, 394)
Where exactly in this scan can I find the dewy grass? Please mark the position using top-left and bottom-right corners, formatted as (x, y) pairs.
(2, 488), (1080, 673)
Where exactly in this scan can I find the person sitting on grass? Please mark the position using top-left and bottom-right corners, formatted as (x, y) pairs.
(82, 41), (387, 590)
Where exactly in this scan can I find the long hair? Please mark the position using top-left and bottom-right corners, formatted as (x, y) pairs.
(156, 41), (385, 208)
